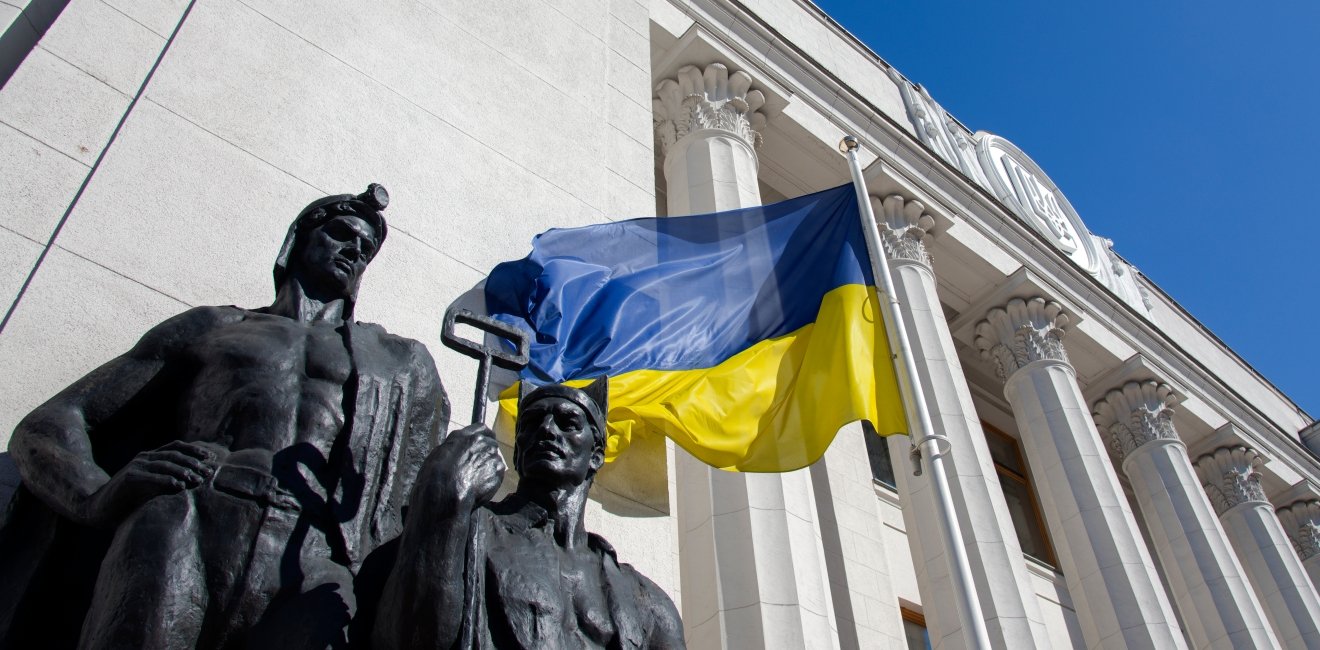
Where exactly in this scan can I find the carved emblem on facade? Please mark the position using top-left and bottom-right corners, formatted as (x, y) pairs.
(972, 297), (1071, 381)
(1195, 446), (1269, 516)
(975, 135), (1100, 275)
(653, 63), (765, 158)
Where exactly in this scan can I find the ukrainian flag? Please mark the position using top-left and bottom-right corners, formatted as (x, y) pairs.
(486, 184), (906, 472)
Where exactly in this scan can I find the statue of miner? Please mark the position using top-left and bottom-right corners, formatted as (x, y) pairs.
(0, 184), (449, 650)
(373, 377), (684, 649)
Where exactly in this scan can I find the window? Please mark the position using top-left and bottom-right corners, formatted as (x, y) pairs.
(901, 608), (932, 650)
(862, 420), (896, 489)
(983, 423), (1056, 567)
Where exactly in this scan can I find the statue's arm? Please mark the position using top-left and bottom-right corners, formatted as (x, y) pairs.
(410, 342), (451, 449)
(638, 573), (687, 649)
(373, 425), (504, 650)
(8, 307), (228, 526)
(389, 343), (451, 521)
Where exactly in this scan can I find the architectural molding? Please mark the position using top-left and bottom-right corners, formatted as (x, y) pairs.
(1187, 422), (1255, 464)
(1195, 446), (1269, 515)
(1277, 500), (1320, 562)
(1302, 421), (1320, 460)
(873, 194), (935, 266)
(1082, 354), (1184, 408)
(653, 62), (765, 158)
(972, 297), (1071, 381)
(1092, 380), (1181, 462)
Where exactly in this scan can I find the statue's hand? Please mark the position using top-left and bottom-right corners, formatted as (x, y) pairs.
(82, 440), (216, 526)
(419, 424), (505, 512)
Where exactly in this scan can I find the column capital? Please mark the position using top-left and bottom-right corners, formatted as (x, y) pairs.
(971, 297), (1071, 381)
(653, 63), (765, 158)
(1278, 500), (1320, 562)
(873, 194), (935, 266)
(1194, 446), (1269, 515)
(1092, 380), (1181, 464)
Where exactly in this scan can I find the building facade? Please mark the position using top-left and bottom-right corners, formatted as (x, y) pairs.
(1, 0), (1318, 648)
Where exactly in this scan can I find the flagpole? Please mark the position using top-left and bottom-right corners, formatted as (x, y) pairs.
(840, 136), (992, 649)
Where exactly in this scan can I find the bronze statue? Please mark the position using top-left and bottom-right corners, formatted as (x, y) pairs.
(0, 185), (448, 650)
(373, 377), (684, 649)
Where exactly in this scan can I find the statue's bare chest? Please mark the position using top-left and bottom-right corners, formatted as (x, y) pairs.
(180, 315), (354, 453)
(485, 525), (615, 649)
(191, 316), (351, 383)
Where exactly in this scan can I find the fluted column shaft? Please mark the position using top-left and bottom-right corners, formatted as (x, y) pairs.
(876, 196), (1049, 650)
(974, 299), (1186, 649)
(1093, 382), (1276, 648)
(657, 63), (841, 650)
(1277, 500), (1320, 593)
(1196, 447), (1320, 649)
(811, 429), (906, 650)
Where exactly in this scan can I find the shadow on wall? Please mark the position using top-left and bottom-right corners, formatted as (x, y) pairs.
(0, 0), (71, 89)
(0, 452), (17, 511)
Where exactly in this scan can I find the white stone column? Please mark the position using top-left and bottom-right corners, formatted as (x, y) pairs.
(1277, 500), (1320, 593)
(875, 196), (1050, 650)
(1092, 381), (1276, 649)
(1195, 446), (1320, 649)
(810, 428), (906, 650)
(656, 63), (840, 650)
(972, 297), (1186, 649)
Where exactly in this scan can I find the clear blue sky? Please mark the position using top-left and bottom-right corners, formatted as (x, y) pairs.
(813, 0), (1320, 420)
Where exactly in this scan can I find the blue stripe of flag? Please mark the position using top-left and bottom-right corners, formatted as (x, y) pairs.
(485, 183), (867, 383)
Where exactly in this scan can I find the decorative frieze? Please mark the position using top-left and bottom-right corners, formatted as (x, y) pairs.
(1195, 446), (1268, 516)
(1278, 500), (1320, 561)
(971, 297), (1070, 381)
(874, 194), (935, 266)
(1100, 237), (1154, 312)
(886, 68), (991, 189)
(653, 63), (765, 158)
(1092, 381), (1180, 462)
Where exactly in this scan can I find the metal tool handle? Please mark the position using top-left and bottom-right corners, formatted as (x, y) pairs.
(441, 308), (531, 426)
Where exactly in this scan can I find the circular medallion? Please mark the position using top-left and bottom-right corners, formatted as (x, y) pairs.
(975, 134), (1100, 274)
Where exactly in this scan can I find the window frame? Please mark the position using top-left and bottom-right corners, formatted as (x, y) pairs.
(862, 420), (898, 490)
(900, 607), (931, 650)
(982, 422), (1058, 568)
